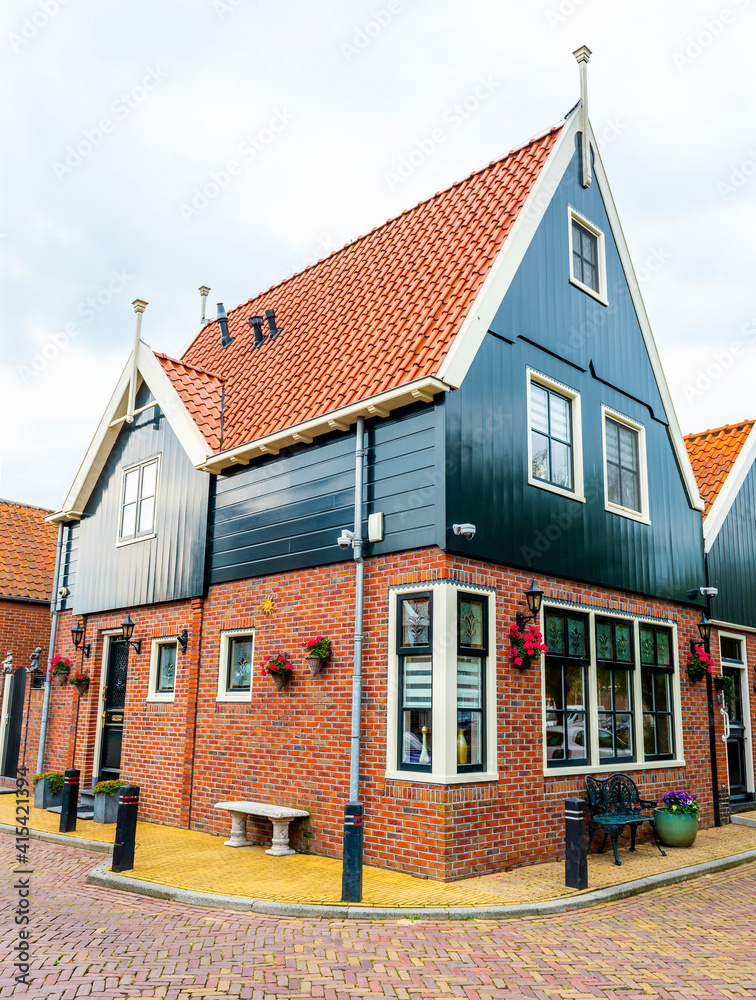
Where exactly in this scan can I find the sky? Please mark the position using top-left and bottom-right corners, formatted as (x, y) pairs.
(1, 0), (755, 510)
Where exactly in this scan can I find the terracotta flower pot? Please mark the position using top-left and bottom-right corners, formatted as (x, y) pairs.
(654, 808), (698, 848)
(306, 655), (327, 676)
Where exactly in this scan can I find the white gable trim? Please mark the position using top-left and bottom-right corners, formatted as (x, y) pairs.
(702, 423), (756, 551)
(47, 344), (214, 524)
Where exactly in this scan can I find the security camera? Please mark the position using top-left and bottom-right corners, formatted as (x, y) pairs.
(58, 586), (69, 598)
(452, 523), (476, 541)
(337, 529), (354, 550)
(700, 587), (718, 598)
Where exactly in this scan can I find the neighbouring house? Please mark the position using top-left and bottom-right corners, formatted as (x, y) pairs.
(685, 420), (756, 811)
(30, 68), (733, 879)
(0, 499), (57, 784)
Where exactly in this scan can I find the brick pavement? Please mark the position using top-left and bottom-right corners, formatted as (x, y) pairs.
(2, 835), (756, 999)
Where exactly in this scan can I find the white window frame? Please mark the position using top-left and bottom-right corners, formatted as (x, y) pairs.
(146, 638), (178, 703)
(541, 602), (685, 776)
(719, 630), (755, 797)
(527, 368), (585, 503)
(115, 454), (160, 547)
(601, 405), (650, 525)
(385, 581), (498, 785)
(568, 206), (608, 305)
(217, 629), (256, 703)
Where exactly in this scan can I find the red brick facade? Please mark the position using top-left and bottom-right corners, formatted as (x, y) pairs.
(25, 548), (745, 881)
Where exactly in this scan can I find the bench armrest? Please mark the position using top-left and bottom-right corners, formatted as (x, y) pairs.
(639, 798), (657, 809)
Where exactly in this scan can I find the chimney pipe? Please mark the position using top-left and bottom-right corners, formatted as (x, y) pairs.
(217, 303), (234, 348)
(249, 315), (265, 348)
(199, 286), (210, 324)
(265, 309), (282, 341)
(573, 45), (592, 188)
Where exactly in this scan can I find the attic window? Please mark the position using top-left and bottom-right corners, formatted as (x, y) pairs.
(117, 457), (159, 545)
(568, 207), (607, 305)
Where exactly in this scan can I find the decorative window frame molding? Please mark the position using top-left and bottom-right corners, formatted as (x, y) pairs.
(385, 580), (498, 785)
(601, 405), (651, 525)
(718, 629), (755, 797)
(115, 453), (161, 547)
(540, 601), (684, 776)
(216, 628), (256, 703)
(568, 205), (608, 305)
(526, 367), (585, 503)
(146, 637), (178, 703)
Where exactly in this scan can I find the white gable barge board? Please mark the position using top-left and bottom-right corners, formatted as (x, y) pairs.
(703, 423), (756, 551)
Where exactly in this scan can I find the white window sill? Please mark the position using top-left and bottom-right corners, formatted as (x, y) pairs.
(543, 759), (686, 778)
(528, 476), (585, 503)
(116, 532), (156, 548)
(605, 502), (651, 526)
(146, 694), (175, 703)
(384, 769), (499, 785)
(569, 275), (608, 306)
(216, 693), (252, 703)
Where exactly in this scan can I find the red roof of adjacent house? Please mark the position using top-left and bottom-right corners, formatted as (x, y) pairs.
(155, 353), (225, 452)
(0, 500), (57, 602)
(174, 124), (562, 452)
(684, 420), (756, 516)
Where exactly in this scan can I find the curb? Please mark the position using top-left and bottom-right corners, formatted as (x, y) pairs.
(0, 822), (112, 855)
(85, 848), (756, 921)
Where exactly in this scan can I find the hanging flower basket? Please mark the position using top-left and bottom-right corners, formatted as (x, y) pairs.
(261, 653), (293, 691)
(67, 668), (90, 694)
(50, 655), (72, 686)
(303, 636), (332, 676)
(508, 624), (548, 670)
(687, 647), (712, 682)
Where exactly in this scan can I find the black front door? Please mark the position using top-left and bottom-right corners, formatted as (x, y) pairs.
(2, 670), (27, 777)
(98, 639), (129, 783)
(724, 667), (748, 800)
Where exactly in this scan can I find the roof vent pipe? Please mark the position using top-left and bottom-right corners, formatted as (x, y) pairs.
(217, 303), (234, 348)
(265, 309), (282, 341)
(249, 315), (265, 348)
(573, 44), (592, 188)
(199, 286), (210, 324)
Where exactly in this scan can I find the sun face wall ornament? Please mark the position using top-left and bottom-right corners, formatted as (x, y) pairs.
(262, 597), (275, 617)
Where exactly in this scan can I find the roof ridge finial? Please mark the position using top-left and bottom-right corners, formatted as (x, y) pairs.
(573, 45), (592, 188)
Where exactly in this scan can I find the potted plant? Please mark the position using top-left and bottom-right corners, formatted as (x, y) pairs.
(261, 653), (293, 690)
(654, 790), (700, 847)
(714, 675), (735, 715)
(49, 655), (72, 686)
(303, 636), (332, 676)
(687, 646), (713, 681)
(508, 624), (548, 670)
(32, 771), (64, 809)
(93, 779), (129, 823)
(67, 668), (90, 694)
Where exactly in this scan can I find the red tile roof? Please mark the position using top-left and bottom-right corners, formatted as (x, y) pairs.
(684, 420), (756, 516)
(0, 500), (57, 602)
(155, 354), (225, 452)
(178, 124), (562, 452)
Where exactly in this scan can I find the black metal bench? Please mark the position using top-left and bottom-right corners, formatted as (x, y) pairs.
(585, 773), (667, 866)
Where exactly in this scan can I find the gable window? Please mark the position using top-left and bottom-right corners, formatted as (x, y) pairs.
(568, 207), (607, 304)
(147, 638), (177, 702)
(527, 370), (584, 502)
(217, 630), (256, 702)
(119, 457), (159, 543)
(602, 407), (649, 523)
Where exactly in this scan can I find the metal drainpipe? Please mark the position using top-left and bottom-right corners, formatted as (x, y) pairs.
(36, 523), (64, 774)
(703, 559), (721, 826)
(348, 416), (365, 801)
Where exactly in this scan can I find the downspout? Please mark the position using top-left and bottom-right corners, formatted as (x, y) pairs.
(348, 416), (365, 801)
(36, 523), (64, 774)
(704, 558), (721, 826)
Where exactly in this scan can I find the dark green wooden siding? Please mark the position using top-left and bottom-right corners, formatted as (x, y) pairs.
(708, 461), (756, 628)
(73, 383), (210, 615)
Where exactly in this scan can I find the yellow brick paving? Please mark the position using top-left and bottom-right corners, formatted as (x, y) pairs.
(5, 796), (756, 909)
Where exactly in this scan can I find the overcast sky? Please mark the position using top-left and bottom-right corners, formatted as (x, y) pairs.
(2, 0), (755, 510)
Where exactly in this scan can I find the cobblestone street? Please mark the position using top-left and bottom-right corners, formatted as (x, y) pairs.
(2, 836), (756, 999)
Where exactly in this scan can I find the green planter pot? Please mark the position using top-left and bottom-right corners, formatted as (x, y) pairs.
(654, 808), (698, 848)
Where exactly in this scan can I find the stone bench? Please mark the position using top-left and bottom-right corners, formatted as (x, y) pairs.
(213, 800), (309, 856)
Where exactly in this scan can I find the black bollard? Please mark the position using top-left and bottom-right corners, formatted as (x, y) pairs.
(565, 797), (588, 889)
(112, 785), (140, 873)
(340, 802), (364, 903)
(59, 769), (80, 833)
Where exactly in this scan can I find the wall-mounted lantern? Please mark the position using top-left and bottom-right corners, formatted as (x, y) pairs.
(514, 579), (544, 633)
(121, 615), (142, 654)
(690, 609), (712, 656)
(71, 621), (91, 659)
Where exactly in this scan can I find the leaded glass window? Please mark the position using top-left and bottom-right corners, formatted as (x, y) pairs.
(544, 609), (590, 766)
(605, 417), (641, 513)
(456, 592), (487, 772)
(572, 220), (599, 291)
(227, 636), (253, 692)
(639, 625), (674, 760)
(398, 592), (433, 770)
(530, 383), (574, 491)
(595, 617), (635, 762)
(119, 458), (159, 541)
(156, 642), (177, 694)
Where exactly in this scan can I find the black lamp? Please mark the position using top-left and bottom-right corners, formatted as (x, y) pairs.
(71, 620), (91, 659)
(121, 615), (142, 654)
(697, 610), (712, 649)
(515, 579), (544, 632)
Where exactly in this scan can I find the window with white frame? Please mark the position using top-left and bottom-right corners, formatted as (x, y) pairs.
(119, 457), (159, 542)
(388, 583), (497, 784)
(147, 639), (177, 701)
(543, 604), (680, 772)
(217, 630), (255, 701)
(568, 207), (607, 304)
(527, 370), (584, 502)
(602, 407), (649, 523)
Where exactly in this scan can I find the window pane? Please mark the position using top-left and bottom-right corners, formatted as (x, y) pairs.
(531, 431), (550, 481)
(568, 715), (587, 758)
(457, 656), (482, 708)
(458, 598), (484, 649)
(596, 621), (612, 660)
(640, 628), (655, 664)
(582, 263), (597, 291)
(572, 251), (584, 283)
(566, 617), (586, 659)
(605, 420), (619, 464)
(402, 709), (431, 765)
(596, 667), (612, 712)
(619, 425), (638, 471)
(403, 655), (432, 708)
(656, 632), (670, 666)
(228, 637), (252, 691)
(138, 496), (155, 534)
(545, 664), (564, 710)
(621, 468), (640, 512)
(615, 715), (633, 757)
(606, 461), (621, 505)
(123, 469), (139, 504)
(564, 662), (584, 708)
(551, 441), (572, 489)
(141, 461), (157, 498)
(641, 671), (653, 711)
(545, 614), (564, 656)
(613, 670), (630, 711)
(549, 395), (571, 443)
(531, 384), (549, 433)
(546, 715), (564, 760)
(657, 716), (672, 755)
(401, 598), (430, 647)
(157, 643), (176, 693)
(654, 672), (670, 711)
(615, 624), (632, 662)
(121, 502), (137, 538)
(457, 710), (482, 766)
(721, 637), (743, 662)
(643, 714), (657, 756)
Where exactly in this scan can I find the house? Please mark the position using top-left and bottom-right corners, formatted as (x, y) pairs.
(31, 58), (730, 880)
(0, 499), (57, 784)
(685, 420), (756, 809)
